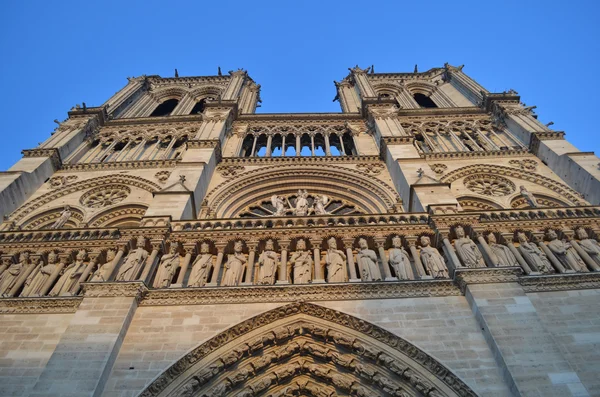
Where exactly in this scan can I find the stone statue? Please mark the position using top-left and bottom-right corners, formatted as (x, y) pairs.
(90, 249), (116, 282)
(222, 240), (247, 286)
(545, 230), (587, 272)
(576, 228), (600, 266)
(388, 236), (411, 280)
(257, 239), (278, 285)
(0, 252), (30, 296)
(289, 239), (313, 284)
(519, 186), (538, 208)
(487, 233), (517, 267)
(293, 190), (309, 216)
(51, 205), (72, 229)
(313, 195), (329, 215)
(356, 238), (381, 281)
(517, 232), (553, 273)
(419, 236), (448, 278)
(325, 237), (346, 283)
(115, 237), (148, 281)
(454, 226), (485, 268)
(50, 250), (87, 296)
(271, 195), (287, 216)
(188, 242), (213, 287)
(153, 244), (180, 288)
(22, 252), (58, 297)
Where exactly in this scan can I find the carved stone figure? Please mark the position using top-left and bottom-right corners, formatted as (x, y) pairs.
(487, 233), (517, 267)
(517, 232), (553, 273)
(50, 250), (87, 296)
(388, 236), (411, 280)
(419, 236), (448, 278)
(519, 186), (538, 208)
(545, 230), (587, 272)
(325, 237), (346, 282)
(289, 239), (313, 284)
(0, 252), (30, 296)
(51, 205), (72, 229)
(188, 242), (213, 287)
(115, 237), (148, 281)
(153, 244), (180, 288)
(356, 238), (381, 281)
(577, 228), (600, 266)
(222, 240), (246, 286)
(313, 195), (329, 215)
(90, 249), (116, 282)
(293, 189), (309, 216)
(22, 252), (58, 297)
(271, 195), (287, 216)
(454, 226), (485, 268)
(257, 239), (278, 285)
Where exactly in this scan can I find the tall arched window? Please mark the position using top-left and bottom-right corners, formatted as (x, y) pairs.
(413, 93), (437, 108)
(150, 98), (179, 116)
(190, 98), (208, 114)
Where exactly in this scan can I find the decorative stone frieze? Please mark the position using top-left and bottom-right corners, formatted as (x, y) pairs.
(0, 296), (82, 314)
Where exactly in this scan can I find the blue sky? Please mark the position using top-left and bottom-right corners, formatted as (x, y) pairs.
(0, 1), (599, 170)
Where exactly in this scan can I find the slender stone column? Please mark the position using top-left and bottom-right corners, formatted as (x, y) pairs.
(71, 252), (100, 295)
(250, 135), (258, 157)
(310, 135), (315, 156)
(442, 234), (462, 272)
(173, 245), (194, 287)
(311, 239), (325, 283)
(244, 242), (257, 285)
(569, 239), (600, 271)
(281, 136), (286, 156)
(504, 239), (534, 274)
(207, 243), (226, 286)
(266, 135), (273, 157)
(537, 240), (568, 273)
(476, 233), (498, 267)
(343, 239), (360, 282)
(103, 245), (126, 281)
(324, 133), (331, 155)
(407, 238), (430, 279)
(375, 238), (396, 281)
(140, 242), (162, 284)
(338, 135), (346, 155)
(39, 255), (68, 296)
(8, 256), (39, 297)
(296, 135), (301, 156)
(276, 240), (290, 284)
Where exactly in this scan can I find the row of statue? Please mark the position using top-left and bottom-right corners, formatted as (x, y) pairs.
(0, 228), (599, 297)
(271, 190), (330, 216)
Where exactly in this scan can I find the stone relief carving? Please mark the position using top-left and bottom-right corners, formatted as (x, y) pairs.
(464, 174), (515, 197)
(486, 233), (517, 267)
(154, 170), (171, 184)
(188, 242), (213, 287)
(453, 226), (485, 268)
(294, 190), (309, 216)
(430, 163), (448, 174)
(48, 175), (78, 189)
(388, 236), (412, 280)
(21, 252), (58, 297)
(545, 230), (587, 272)
(257, 239), (278, 285)
(217, 165), (245, 177)
(0, 252), (30, 296)
(289, 239), (313, 284)
(115, 237), (148, 281)
(356, 238), (381, 282)
(242, 191), (356, 218)
(51, 206), (72, 229)
(153, 244), (180, 288)
(49, 250), (87, 296)
(80, 185), (131, 208)
(517, 232), (553, 273)
(519, 186), (538, 208)
(509, 159), (537, 171)
(356, 163), (384, 175)
(222, 240), (246, 286)
(325, 237), (346, 283)
(90, 249), (115, 282)
(576, 228), (600, 266)
(419, 236), (448, 278)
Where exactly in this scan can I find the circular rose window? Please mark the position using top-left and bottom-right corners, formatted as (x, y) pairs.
(464, 174), (515, 197)
(80, 185), (131, 208)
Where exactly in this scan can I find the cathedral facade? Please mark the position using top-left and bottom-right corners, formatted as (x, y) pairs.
(0, 65), (599, 397)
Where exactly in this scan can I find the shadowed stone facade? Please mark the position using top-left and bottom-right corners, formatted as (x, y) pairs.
(0, 65), (600, 396)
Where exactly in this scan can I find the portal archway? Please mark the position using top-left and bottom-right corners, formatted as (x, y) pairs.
(139, 302), (478, 397)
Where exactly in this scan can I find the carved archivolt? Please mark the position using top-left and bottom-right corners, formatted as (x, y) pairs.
(510, 194), (569, 209)
(79, 185), (131, 208)
(204, 165), (401, 218)
(21, 206), (85, 230)
(140, 302), (477, 397)
(464, 174), (515, 197)
(88, 204), (148, 228)
(9, 175), (160, 225)
(441, 164), (583, 205)
(457, 196), (503, 211)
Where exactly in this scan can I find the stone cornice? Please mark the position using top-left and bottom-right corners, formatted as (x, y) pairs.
(187, 139), (220, 149)
(397, 106), (484, 118)
(60, 159), (178, 172)
(519, 272), (600, 292)
(454, 267), (523, 293)
(236, 113), (364, 123)
(381, 137), (414, 145)
(107, 114), (204, 126)
(0, 297), (82, 314)
(147, 75), (231, 85)
(82, 281), (148, 300)
(219, 155), (381, 166)
(141, 280), (460, 306)
(366, 67), (445, 80)
(423, 148), (530, 160)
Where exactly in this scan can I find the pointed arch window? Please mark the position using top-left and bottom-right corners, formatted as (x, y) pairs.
(150, 98), (179, 116)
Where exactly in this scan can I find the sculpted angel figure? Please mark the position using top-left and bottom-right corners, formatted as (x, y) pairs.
(271, 195), (287, 216)
(90, 249), (116, 282)
(257, 239), (278, 285)
(153, 244), (181, 288)
(356, 238), (381, 281)
(221, 240), (247, 286)
(0, 252), (30, 296)
(388, 236), (412, 280)
(519, 186), (538, 208)
(487, 233), (517, 267)
(577, 228), (600, 266)
(545, 230), (587, 272)
(289, 239), (313, 284)
(22, 252), (59, 297)
(51, 205), (72, 229)
(50, 250), (87, 296)
(293, 190), (309, 216)
(325, 237), (347, 283)
(454, 226), (485, 268)
(188, 242), (213, 287)
(419, 236), (448, 278)
(517, 232), (553, 273)
(313, 195), (329, 215)
(115, 237), (148, 281)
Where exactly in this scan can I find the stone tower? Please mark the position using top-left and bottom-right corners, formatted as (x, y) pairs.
(0, 65), (600, 397)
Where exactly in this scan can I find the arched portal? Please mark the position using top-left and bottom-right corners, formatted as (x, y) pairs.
(139, 302), (478, 397)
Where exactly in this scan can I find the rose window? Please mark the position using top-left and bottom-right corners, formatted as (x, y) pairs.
(464, 175), (515, 197)
(80, 185), (131, 208)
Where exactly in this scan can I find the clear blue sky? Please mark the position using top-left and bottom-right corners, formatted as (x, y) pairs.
(1, 1), (599, 170)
